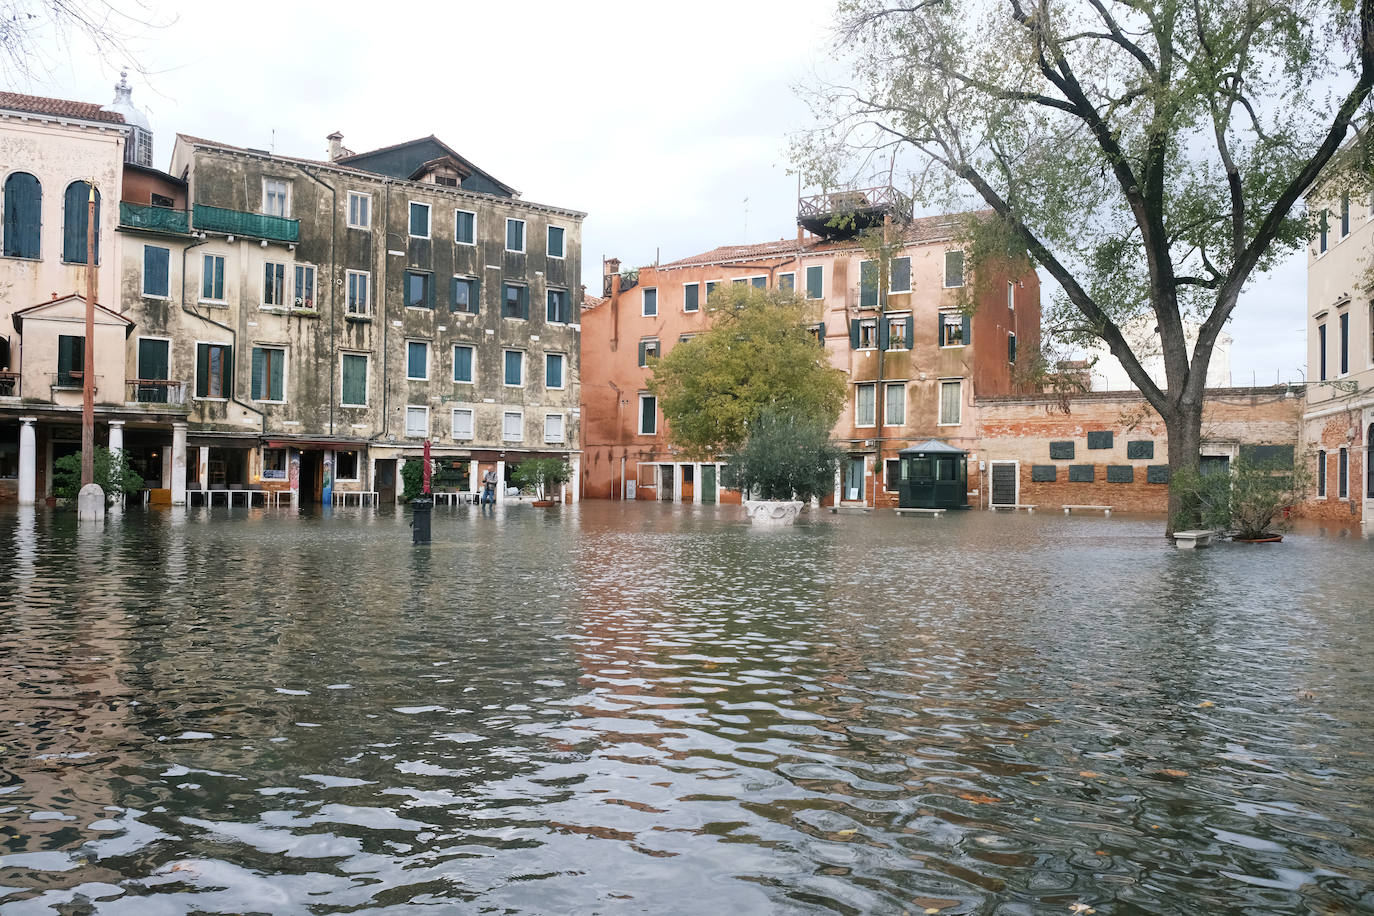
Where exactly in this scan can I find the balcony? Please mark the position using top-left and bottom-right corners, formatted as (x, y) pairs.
(797, 186), (914, 240)
(119, 202), (191, 235)
(126, 379), (189, 408)
(193, 204), (300, 244)
(0, 370), (17, 397)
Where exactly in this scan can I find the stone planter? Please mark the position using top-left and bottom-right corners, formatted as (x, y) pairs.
(743, 499), (804, 526)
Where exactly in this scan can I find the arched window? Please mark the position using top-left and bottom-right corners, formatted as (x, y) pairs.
(63, 181), (100, 264)
(2, 172), (41, 259)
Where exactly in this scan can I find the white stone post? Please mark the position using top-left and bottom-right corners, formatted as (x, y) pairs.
(469, 459), (479, 498)
(198, 446), (210, 492)
(108, 420), (124, 457)
(674, 463), (683, 502)
(693, 462), (703, 504)
(495, 459), (506, 505)
(171, 422), (187, 506)
(17, 417), (36, 506)
(571, 454), (581, 503)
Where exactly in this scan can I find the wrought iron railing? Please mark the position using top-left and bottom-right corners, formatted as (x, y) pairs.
(126, 379), (188, 406)
(119, 202), (191, 234)
(797, 186), (914, 222)
(193, 204), (300, 243)
(0, 371), (17, 397)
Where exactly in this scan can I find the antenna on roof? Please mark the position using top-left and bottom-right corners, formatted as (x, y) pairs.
(271, 128), (276, 155)
(743, 196), (749, 238)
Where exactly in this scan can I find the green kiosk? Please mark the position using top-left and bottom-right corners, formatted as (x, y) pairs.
(896, 440), (970, 510)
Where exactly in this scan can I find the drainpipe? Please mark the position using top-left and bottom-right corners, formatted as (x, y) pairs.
(872, 215), (891, 508)
(179, 233), (265, 435)
(291, 165), (338, 435)
(381, 182), (391, 438)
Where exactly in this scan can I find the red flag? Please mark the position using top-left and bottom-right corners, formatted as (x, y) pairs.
(422, 439), (432, 495)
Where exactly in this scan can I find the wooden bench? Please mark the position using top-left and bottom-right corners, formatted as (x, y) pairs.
(1173, 529), (1215, 549)
(894, 507), (946, 517)
(1063, 504), (1113, 516)
(991, 504), (1037, 513)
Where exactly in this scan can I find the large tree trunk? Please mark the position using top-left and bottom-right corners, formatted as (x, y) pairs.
(1164, 397), (1205, 537)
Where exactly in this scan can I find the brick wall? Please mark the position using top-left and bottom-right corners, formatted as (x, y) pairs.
(1299, 412), (1366, 523)
(975, 387), (1303, 514)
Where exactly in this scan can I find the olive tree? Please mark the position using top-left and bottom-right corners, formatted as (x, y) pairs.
(798, 0), (1374, 531)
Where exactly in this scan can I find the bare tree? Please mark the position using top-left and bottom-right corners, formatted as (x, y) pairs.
(1, 0), (168, 83)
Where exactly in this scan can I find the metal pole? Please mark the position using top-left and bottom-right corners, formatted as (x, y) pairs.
(81, 180), (96, 487)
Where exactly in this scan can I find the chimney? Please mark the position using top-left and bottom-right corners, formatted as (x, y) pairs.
(604, 257), (620, 278)
(327, 131), (345, 161)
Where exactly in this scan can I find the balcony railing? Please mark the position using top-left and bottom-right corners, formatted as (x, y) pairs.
(0, 370), (17, 397)
(126, 379), (188, 406)
(797, 186), (915, 239)
(193, 204), (300, 243)
(119, 202), (191, 234)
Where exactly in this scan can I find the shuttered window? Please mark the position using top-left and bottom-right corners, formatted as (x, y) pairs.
(504, 349), (523, 386)
(62, 181), (99, 264)
(944, 250), (965, 287)
(890, 257), (911, 293)
(547, 225), (565, 258)
(406, 271), (432, 309)
(638, 394), (657, 435)
(545, 413), (565, 443)
(3, 172), (41, 259)
(502, 283), (529, 319)
(406, 341), (428, 380)
(506, 218), (525, 252)
(452, 408), (474, 440)
(143, 245), (170, 297)
(341, 354), (367, 406)
(451, 276), (476, 314)
(196, 343), (233, 398)
(503, 410), (524, 441)
(406, 406), (429, 438)
(455, 210), (476, 245)
(453, 345), (474, 383)
(642, 287), (658, 317)
(409, 202), (430, 238)
(546, 353), (565, 389)
(57, 335), (84, 386)
(251, 346), (285, 401)
(684, 283), (700, 312)
(547, 288), (570, 323)
(860, 259), (879, 308)
(805, 265), (823, 300)
(1317, 449), (1327, 497)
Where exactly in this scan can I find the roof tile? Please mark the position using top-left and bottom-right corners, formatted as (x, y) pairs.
(0, 91), (125, 124)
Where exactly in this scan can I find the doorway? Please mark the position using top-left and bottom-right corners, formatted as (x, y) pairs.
(659, 464), (673, 501)
(701, 465), (716, 504)
(843, 457), (865, 502)
(990, 460), (1019, 507)
(681, 464), (695, 503)
(375, 458), (397, 504)
(298, 451), (321, 504)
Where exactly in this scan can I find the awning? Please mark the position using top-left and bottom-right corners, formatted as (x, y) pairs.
(187, 435), (264, 449)
(263, 438), (369, 451)
(897, 439), (968, 456)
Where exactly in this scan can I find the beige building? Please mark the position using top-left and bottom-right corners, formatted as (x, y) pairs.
(1301, 164), (1373, 524)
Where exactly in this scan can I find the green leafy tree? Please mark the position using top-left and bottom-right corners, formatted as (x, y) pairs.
(511, 457), (571, 501)
(798, 0), (1374, 532)
(52, 446), (143, 502)
(1171, 455), (1310, 539)
(727, 411), (844, 502)
(400, 458), (433, 501)
(648, 285), (846, 457)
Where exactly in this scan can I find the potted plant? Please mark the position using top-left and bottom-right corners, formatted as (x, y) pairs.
(727, 411), (843, 525)
(512, 457), (571, 507)
(1172, 454), (1310, 542)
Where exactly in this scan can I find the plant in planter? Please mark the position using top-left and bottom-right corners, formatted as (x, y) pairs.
(727, 411), (843, 525)
(1171, 454), (1310, 541)
(52, 447), (144, 505)
(512, 457), (571, 506)
(400, 458), (435, 502)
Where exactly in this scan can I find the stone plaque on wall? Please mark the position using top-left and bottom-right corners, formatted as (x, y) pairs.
(1068, 464), (1095, 482)
(1031, 465), (1057, 482)
(1127, 440), (1154, 459)
(1107, 465), (1135, 483)
(1147, 465), (1170, 484)
(1049, 441), (1075, 460)
(1086, 431), (1114, 450)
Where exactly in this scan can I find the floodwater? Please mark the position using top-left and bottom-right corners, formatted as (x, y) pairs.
(1, 503), (1372, 915)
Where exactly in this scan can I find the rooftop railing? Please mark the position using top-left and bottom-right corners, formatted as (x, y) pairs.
(193, 204), (300, 243)
(119, 202), (191, 234)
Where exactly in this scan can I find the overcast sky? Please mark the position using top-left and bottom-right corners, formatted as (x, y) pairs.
(15, 0), (1308, 384)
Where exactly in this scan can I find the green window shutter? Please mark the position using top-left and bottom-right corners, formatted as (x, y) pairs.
(806, 265), (823, 300)
(196, 343), (209, 397)
(451, 276), (460, 310)
(817, 321), (826, 344)
(962, 314), (971, 346)
(638, 340), (648, 366)
(937, 314), (946, 346)
(891, 257), (911, 292)
(878, 317), (890, 350)
(849, 319), (860, 349)
(271, 350), (284, 399)
(223, 346), (234, 398)
(860, 261), (878, 308)
(3, 172), (41, 259)
(905, 315), (913, 348)
(251, 347), (265, 399)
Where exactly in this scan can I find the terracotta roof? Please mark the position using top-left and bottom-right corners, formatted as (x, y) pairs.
(662, 239), (809, 268)
(581, 293), (606, 311)
(0, 91), (125, 124)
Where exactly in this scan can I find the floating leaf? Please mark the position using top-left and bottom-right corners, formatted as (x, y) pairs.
(1078, 771), (1101, 779)
(1197, 701), (1214, 708)
(1158, 769), (1188, 778)
(957, 792), (1001, 804)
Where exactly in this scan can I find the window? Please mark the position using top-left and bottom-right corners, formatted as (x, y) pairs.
(547, 225), (565, 258)
(1340, 311), (1350, 375)
(1008, 281), (1016, 311)
(1009, 331), (1018, 364)
(1339, 446), (1349, 498)
(546, 352), (565, 389)
(341, 353), (367, 406)
(638, 394), (657, 435)
(751, 276), (766, 289)
(347, 191), (370, 229)
(502, 283), (529, 319)
(778, 272), (795, 292)
(435, 175), (458, 187)
(1319, 209), (1329, 253)
(503, 410), (524, 442)
(940, 312), (969, 347)
(347, 270), (370, 315)
(405, 271), (432, 309)
(196, 343), (233, 398)
(409, 201), (431, 238)
(62, 181), (99, 263)
(335, 451), (359, 481)
(449, 276), (477, 314)
(860, 259), (879, 308)
(683, 283), (700, 312)
(452, 408), (474, 440)
(855, 383), (876, 427)
(406, 340), (429, 380)
(294, 264), (316, 309)
(263, 178), (290, 218)
(56, 334), (84, 386)
(262, 448), (287, 480)
(856, 318), (877, 349)
(1318, 322), (1327, 380)
(2, 172), (41, 258)
(504, 349), (524, 386)
(251, 346), (285, 401)
(643, 287), (658, 317)
(143, 245), (170, 297)
(263, 261), (287, 306)
(805, 265), (823, 300)
(202, 254), (225, 301)
(547, 288), (571, 323)
(506, 218), (525, 252)
(890, 256), (911, 293)
(939, 379), (962, 425)
(405, 406), (429, 438)
(150, 192), (173, 208)
(884, 382), (905, 427)
(1317, 449), (1327, 497)
(638, 338), (659, 367)
(886, 314), (910, 350)
(455, 209), (476, 245)
(453, 345), (474, 383)
(1341, 191), (1351, 237)
(944, 249), (965, 288)
(545, 413), (565, 443)
(706, 280), (720, 303)
(884, 458), (902, 492)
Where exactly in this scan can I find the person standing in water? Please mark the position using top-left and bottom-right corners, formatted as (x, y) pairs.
(481, 467), (498, 508)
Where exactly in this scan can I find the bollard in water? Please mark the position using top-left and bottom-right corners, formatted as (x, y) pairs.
(411, 497), (432, 544)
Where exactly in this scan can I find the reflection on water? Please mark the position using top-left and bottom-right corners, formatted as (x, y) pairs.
(1, 504), (1372, 914)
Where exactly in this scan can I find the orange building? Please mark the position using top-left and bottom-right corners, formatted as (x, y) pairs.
(579, 190), (1041, 507)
